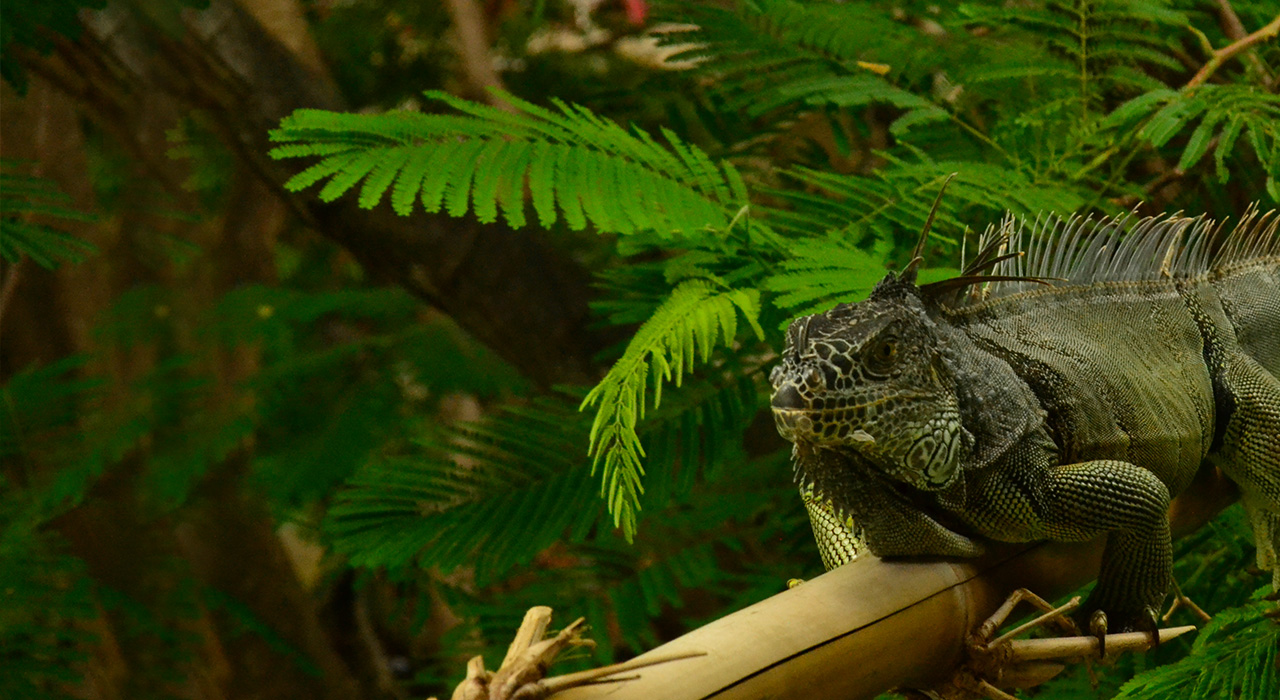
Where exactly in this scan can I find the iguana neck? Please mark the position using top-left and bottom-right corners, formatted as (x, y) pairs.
(933, 319), (1048, 470)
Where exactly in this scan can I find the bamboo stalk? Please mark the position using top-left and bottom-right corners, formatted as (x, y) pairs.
(551, 467), (1239, 700)
(1006, 626), (1196, 662)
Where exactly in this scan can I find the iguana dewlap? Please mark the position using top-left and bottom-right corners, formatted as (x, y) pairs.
(769, 209), (1280, 631)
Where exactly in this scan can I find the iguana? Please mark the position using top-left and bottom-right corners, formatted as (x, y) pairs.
(769, 205), (1280, 639)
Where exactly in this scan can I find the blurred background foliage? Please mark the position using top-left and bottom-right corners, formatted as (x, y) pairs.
(1, 1), (1277, 698)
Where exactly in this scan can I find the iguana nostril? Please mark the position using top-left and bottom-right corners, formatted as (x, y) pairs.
(772, 384), (805, 410)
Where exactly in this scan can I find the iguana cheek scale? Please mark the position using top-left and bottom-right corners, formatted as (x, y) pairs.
(770, 208), (1280, 634)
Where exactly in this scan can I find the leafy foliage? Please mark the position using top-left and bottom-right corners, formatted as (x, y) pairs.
(659, 0), (941, 122)
(10, 0), (1280, 697)
(269, 90), (747, 236)
(582, 280), (763, 535)
(1116, 592), (1280, 698)
(0, 160), (97, 268)
(1105, 84), (1280, 196)
(0, 517), (97, 700)
(326, 399), (601, 583)
(0, 359), (102, 699)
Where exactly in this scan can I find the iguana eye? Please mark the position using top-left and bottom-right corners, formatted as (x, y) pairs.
(864, 336), (898, 376)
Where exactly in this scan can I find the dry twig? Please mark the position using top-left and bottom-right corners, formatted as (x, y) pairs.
(434, 606), (705, 700)
(1186, 11), (1280, 88)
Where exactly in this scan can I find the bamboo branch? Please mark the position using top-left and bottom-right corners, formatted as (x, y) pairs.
(1186, 12), (1280, 88)
(547, 467), (1239, 700)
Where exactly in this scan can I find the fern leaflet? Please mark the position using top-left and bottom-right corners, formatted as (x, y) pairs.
(0, 159), (96, 268)
(325, 399), (601, 584)
(1104, 84), (1280, 197)
(1115, 594), (1280, 699)
(581, 280), (764, 539)
(270, 90), (746, 237)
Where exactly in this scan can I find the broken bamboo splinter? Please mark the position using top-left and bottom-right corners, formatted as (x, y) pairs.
(1006, 625), (1197, 662)
(436, 607), (705, 700)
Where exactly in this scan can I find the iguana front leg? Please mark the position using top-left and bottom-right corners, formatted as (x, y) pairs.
(968, 458), (1173, 635)
(1042, 460), (1173, 633)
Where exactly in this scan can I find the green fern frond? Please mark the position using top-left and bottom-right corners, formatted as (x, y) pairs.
(765, 237), (897, 319)
(639, 368), (762, 506)
(0, 356), (99, 463)
(432, 461), (797, 667)
(762, 162), (1092, 319)
(1103, 84), (1280, 195)
(270, 90), (744, 236)
(325, 399), (601, 584)
(0, 160), (97, 268)
(0, 485), (98, 700)
(959, 0), (1187, 112)
(144, 408), (256, 510)
(775, 75), (948, 136)
(581, 280), (764, 539)
(1115, 593), (1280, 699)
(659, 0), (922, 114)
(1171, 504), (1262, 614)
(768, 162), (1085, 243)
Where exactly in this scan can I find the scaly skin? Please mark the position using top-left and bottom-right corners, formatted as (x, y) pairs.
(770, 219), (1280, 632)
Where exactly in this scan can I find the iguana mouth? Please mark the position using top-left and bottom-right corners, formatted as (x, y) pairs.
(772, 407), (879, 446)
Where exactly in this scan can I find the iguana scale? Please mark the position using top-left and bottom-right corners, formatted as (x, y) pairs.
(769, 208), (1280, 633)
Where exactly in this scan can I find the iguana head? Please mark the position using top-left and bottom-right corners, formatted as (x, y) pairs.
(769, 272), (966, 492)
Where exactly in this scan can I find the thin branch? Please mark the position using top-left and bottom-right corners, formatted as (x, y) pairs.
(0, 258), (26, 330)
(444, 0), (515, 112)
(1214, 0), (1274, 82)
(1215, 0), (1250, 40)
(1186, 12), (1280, 88)
(1006, 626), (1197, 662)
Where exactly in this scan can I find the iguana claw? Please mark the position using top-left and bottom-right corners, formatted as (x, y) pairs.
(1142, 607), (1162, 651)
(1083, 605), (1166, 659)
(1088, 610), (1108, 659)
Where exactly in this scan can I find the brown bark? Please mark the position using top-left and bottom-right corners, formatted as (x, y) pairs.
(2, 9), (363, 697)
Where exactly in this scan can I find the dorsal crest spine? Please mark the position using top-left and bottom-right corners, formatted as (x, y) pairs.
(930, 205), (1279, 308)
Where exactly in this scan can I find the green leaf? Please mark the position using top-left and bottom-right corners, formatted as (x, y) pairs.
(270, 92), (743, 237)
(1176, 114), (1218, 172)
(1115, 597), (1280, 699)
(0, 162), (97, 268)
(581, 281), (763, 539)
